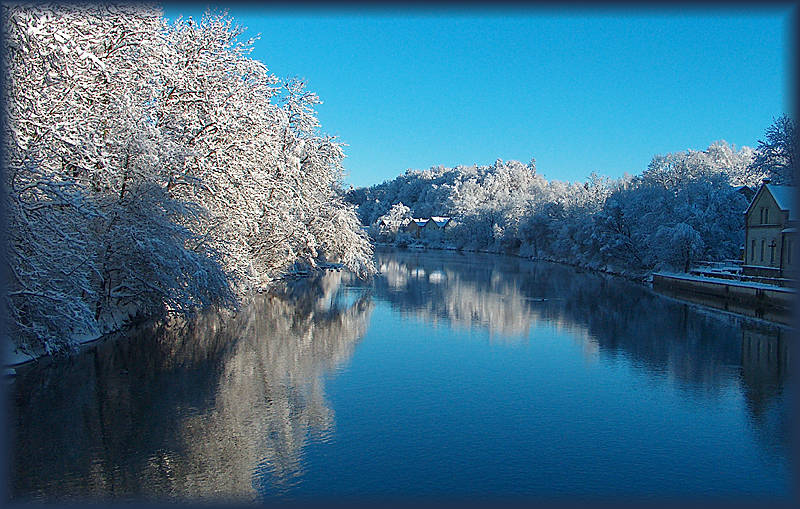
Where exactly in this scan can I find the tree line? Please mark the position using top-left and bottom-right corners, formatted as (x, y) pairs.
(3, 5), (375, 356)
(348, 118), (796, 278)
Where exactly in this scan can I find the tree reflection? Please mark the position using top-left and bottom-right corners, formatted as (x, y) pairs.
(11, 271), (373, 502)
(374, 248), (792, 453)
(11, 250), (792, 500)
(376, 252), (543, 339)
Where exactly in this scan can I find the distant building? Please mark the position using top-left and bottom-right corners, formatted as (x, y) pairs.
(734, 185), (756, 202)
(743, 179), (797, 278)
(405, 218), (429, 238)
(425, 216), (451, 230)
(376, 217), (411, 235)
(403, 216), (451, 238)
(425, 216), (450, 235)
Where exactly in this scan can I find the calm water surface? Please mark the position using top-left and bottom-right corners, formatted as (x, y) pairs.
(10, 248), (794, 501)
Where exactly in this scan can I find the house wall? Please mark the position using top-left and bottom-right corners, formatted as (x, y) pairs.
(780, 231), (797, 278)
(405, 222), (421, 238)
(405, 218), (449, 239)
(744, 190), (786, 269)
(422, 221), (444, 241)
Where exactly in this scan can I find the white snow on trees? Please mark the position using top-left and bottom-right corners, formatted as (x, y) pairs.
(3, 5), (374, 357)
(348, 143), (764, 276)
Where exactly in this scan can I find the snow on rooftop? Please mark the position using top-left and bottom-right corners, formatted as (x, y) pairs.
(765, 184), (797, 220)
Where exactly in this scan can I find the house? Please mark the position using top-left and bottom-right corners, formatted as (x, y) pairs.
(404, 218), (429, 238)
(734, 185), (756, 203)
(403, 216), (452, 238)
(425, 216), (451, 230)
(743, 178), (797, 279)
(421, 216), (451, 240)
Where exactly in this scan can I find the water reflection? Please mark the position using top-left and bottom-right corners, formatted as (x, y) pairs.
(10, 249), (792, 500)
(376, 252), (545, 338)
(373, 248), (792, 454)
(11, 271), (373, 502)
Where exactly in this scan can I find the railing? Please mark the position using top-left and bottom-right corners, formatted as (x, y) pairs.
(689, 266), (794, 288)
(694, 259), (743, 269)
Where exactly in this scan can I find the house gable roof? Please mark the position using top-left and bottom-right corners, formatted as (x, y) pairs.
(765, 185), (797, 220)
(745, 183), (797, 221)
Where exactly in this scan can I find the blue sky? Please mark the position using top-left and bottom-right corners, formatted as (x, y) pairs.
(162, 4), (794, 188)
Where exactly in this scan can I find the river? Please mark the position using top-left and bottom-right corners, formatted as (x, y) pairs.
(9, 248), (793, 501)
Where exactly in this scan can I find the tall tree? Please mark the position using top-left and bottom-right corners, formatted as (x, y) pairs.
(751, 115), (796, 186)
(3, 5), (374, 356)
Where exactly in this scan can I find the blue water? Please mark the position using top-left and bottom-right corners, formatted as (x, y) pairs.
(10, 248), (794, 501)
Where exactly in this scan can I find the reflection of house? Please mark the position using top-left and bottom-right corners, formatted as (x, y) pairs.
(740, 325), (790, 420)
(743, 179), (797, 278)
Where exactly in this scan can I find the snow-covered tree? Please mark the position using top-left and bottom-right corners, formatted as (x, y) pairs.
(705, 141), (759, 187)
(655, 222), (705, 272)
(3, 4), (212, 353)
(751, 115), (796, 186)
(373, 202), (412, 241)
(3, 4), (374, 355)
(347, 140), (750, 276)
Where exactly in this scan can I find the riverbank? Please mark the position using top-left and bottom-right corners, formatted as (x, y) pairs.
(3, 309), (155, 377)
(8, 245), (791, 374)
(652, 271), (795, 326)
(3, 263), (350, 374)
(376, 241), (651, 283)
(375, 242), (796, 326)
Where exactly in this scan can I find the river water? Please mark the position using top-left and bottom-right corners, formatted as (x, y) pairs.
(9, 248), (794, 502)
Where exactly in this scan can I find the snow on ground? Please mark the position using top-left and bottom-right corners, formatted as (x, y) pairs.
(4, 330), (105, 373)
(3, 339), (35, 370)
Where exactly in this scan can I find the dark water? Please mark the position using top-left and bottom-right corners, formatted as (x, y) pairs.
(9, 248), (795, 501)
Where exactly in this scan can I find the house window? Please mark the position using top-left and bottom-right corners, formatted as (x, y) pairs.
(761, 239), (765, 262)
(751, 239), (756, 263)
(759, 207), (770, 224)
(759, 207), (764, 224)
(789, 239), (793, 265)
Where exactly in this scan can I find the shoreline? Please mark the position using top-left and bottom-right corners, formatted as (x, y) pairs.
(374, 241), (651, 283)
(3, 264), (347, 373)
(374, 242), (796, 328)
(8, 244), (792, 374)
